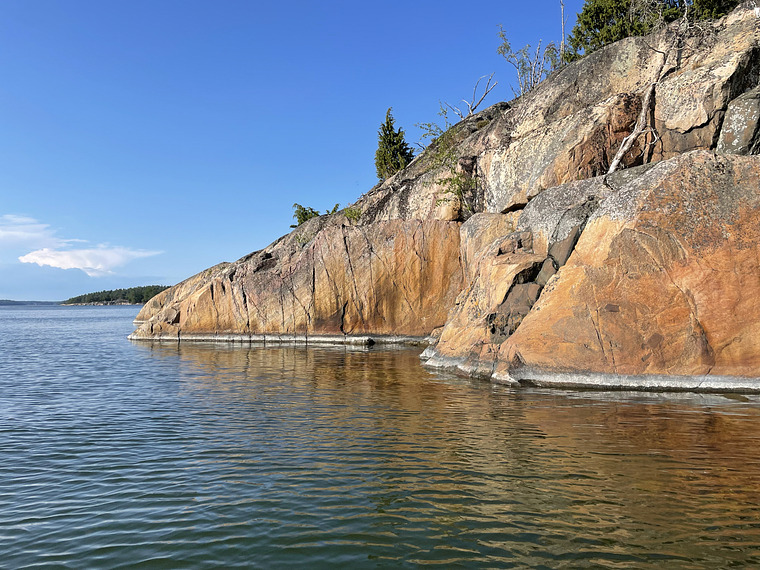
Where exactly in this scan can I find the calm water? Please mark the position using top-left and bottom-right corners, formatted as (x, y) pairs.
(2, 306), (760, 568)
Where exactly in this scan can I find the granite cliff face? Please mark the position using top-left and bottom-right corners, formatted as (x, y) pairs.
(131, 6), (760, 390)
(426, 151), (760, 389)
(133, 220), (462, 341)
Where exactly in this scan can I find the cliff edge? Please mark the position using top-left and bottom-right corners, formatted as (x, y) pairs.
(131, 6), (760, 391)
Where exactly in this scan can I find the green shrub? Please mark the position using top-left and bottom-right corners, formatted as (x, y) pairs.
(290, 203), (340, 228)
(291, 203), (320, 228)
(417, 105), (477, 217)
(344, 206), (362, 223)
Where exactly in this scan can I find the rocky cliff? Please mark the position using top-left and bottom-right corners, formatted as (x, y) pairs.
(131, 6), (760, 390)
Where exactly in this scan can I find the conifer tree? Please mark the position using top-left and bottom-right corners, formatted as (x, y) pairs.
(374, 108), (414, 181)
(565, 0), (739, 60)
(691, 0), (740, 19)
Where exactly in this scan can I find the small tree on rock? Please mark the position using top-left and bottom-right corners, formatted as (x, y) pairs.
(374, 108), (415, 181)
(290, 203), (340, 228)
(498, 26), (559, 96)
(290, 203), (320, 227)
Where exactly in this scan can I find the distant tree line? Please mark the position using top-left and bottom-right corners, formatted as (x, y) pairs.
(62, 285), (170, 305)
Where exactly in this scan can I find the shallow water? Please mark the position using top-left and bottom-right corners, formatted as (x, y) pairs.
(2, 305), (760, 568)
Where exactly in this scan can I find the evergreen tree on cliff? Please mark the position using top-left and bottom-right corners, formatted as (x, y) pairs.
(374, 108), (414, 181)
(566, 0), (740, 60)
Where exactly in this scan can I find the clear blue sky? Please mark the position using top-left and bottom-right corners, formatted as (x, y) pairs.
(0, 0), (584, 301)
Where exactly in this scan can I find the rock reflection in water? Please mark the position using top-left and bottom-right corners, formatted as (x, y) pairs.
(133, 342), (760, 567)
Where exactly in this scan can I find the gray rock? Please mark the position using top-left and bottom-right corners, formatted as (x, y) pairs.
(718, 86), (760, 155)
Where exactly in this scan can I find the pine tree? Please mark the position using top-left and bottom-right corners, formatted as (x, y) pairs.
(691, 0), (740, 19)
(566, 0), (673, 60)
(374, 108), (415, 181)
(565, 0), (739, 60)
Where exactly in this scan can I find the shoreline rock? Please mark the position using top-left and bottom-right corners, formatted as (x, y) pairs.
(128, 332), (428, 347)
(130, 6), (760, 394)
(423, 151), (760, 384)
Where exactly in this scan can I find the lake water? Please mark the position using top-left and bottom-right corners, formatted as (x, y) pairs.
(2, 305), (760, 568)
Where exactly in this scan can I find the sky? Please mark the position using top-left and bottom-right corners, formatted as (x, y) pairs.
(0, 0), (585, 301)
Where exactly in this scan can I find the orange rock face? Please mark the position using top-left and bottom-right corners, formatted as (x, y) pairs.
(130, 220), (463, 340)
(495, 152), (760, 380)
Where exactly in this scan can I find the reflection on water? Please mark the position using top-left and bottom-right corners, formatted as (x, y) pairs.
(140, 342), (760, 567)
(2, 306), (760, 568)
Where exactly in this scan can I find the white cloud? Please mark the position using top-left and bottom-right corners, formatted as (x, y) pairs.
(3, 213), (161, 276)
(19, 246), (161, 277)
(0, 214), (62, 249)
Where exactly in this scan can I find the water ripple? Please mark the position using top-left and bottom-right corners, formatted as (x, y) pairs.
(2, 306), (760, 567)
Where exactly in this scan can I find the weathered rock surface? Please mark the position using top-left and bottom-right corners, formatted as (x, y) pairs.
(423, 151), (760, 386)
(132, 6), (760, 391)
(134, 262), (230, 324)
(130, 219), (463, 341)
(477, 6), (760, 214)
(718, 85), (760, 155)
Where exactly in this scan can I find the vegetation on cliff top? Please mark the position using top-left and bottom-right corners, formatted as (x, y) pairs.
(62, 285), (170, 305)
(375, 108), (415, 181)
(290, 0), (742, 229)
(566, 0), (741, 59)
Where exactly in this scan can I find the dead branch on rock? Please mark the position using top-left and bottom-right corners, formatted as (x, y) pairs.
(444, 73), (498, 119)
(560, 0), (567, 63)
(607, 80), (658, 174)
(607, 13), (697, 175)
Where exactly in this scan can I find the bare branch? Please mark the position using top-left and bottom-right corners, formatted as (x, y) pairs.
(560, 0), (566, 62)
(443, 73), (498, 120)
(443, 101), (465, 120)
(466, 73), (498, 116)
(607, 21), (686, 175)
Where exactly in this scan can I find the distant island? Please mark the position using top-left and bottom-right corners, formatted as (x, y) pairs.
(62, 285), (170, 306)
